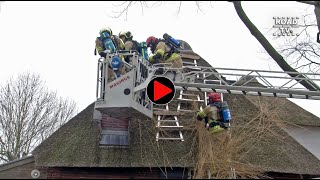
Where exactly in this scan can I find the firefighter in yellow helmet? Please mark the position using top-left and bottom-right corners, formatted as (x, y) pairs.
(145, 36), (183, 68)
(119, 31), (138, 51)
(95, 27), (126, 82)
(197, 93), (230, 134)
(119, 31), (140, 63)
(119, 31), (149, 62)
(95, 27), (124, 57)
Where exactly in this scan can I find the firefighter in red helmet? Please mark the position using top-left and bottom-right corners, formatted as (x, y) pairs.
(196, 92), (230, 134)
(145, 36), (183, 68)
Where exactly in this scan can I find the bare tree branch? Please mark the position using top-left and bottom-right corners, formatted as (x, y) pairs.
(177, 1), (182, 15)
(0, 72), (77, 162)
(195, 1), (204, 13)
(275, 9), (320, 75)
(233, 1), (320, 91)
(110, 1), (134, 21)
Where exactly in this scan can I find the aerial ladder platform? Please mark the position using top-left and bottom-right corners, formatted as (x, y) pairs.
(94, 50), (320, 141)
(95, 50), (154, 119)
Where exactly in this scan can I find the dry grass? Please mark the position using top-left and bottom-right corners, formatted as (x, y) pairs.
(136, 92), (295, 179)
(184, 96), (291, 179)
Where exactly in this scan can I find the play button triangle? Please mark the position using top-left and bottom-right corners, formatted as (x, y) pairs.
(154, 80), (173, 101)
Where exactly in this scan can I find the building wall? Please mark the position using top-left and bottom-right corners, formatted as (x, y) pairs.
(47, 167), (189, 179)
(47, 167), (160, 179)
(0, 156), (47, 179)
(101, 113), (129, 130)
(284, 125), (320, 160)
(266, 172), (320, 179)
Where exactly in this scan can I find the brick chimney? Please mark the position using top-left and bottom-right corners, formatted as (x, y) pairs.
(98, 112), (130, 147)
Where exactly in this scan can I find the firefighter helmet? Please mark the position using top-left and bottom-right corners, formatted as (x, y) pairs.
(146, 36), (157, 48)
(119, 31), (133, 39)
(100, 27), (112, 35)
(208, 92), (221, 103)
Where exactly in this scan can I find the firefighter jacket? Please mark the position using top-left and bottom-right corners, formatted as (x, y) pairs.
(197, 105), (219, 121)
(149, 41), (183, 68)
(197, 104), (227, 134)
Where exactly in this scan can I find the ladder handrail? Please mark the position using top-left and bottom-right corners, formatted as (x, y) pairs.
(175, 82), (320, 96)
(149, 64), (320, 100)
(183, 65), (320, 76)
(183, 70), (320, 81)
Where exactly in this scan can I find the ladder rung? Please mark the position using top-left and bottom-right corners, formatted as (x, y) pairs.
(156, 126), (183, 128)
(176, 98), (204, 102)
(153, 107), (167, 111)
(156, 137), (184, 141)
(183, 62), (197, 65)
(177, 109), (196, 112)
(180, 93), (199, 97)
(154, 110), (182, 116)
(185, 67), (201, 70)
(204, 79), (221, 82)
(157, 120), (178, 122)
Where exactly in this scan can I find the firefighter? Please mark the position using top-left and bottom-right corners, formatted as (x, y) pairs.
(119, 31), (139, 51)
(145, 36), (183, 68)
(95, 27), (126, 82)
(118, 31), (140, 63)
(95, 27), (124, 57)
(119, 31), (149, 62)
(196, 92), (230, 134)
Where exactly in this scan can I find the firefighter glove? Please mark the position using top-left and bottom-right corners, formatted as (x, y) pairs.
(196, 114), (203, 121)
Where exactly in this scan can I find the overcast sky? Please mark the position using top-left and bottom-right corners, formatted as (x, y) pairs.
(0, 1), (320, 118)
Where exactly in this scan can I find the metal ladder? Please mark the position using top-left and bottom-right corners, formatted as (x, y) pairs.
(154, 59), (205, 141)
(172, 66), (320, 100)
(177, 90), (204, 112)
(155, 104), (184, 141)
(178, 59), (223, 111)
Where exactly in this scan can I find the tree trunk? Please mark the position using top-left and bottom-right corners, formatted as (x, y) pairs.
(233, 1), (320, 91)
(314, 2), (320, 32)
(297, 1), (320, 31)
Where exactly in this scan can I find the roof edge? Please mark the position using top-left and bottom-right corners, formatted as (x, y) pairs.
(0, 155), (34, 172)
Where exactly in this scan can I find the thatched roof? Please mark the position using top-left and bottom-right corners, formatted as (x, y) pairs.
(32, 52), (320, 175)
(32, 101), (196, 168)
(223, 94), (320, 175)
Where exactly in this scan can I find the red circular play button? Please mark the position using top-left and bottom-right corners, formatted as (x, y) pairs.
(147, 76), (175, 105)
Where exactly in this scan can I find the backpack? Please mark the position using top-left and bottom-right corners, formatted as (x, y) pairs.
(94, 33), (118, 55)
(138, 42), (149, 61)
(210, 101), (231, 123)
(130, 40), (139, 51)
(111, 35), (123, 50)
(126, 40), (149, 61)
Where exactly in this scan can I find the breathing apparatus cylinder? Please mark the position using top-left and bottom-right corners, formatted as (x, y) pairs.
(221, 101), (231, 123)
(111, 55), (122, 71)
(101, 32), (116, 53)
(163, 33), (181, 49)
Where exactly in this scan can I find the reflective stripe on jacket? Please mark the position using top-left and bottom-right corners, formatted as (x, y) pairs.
(149, 41), (171, 63)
